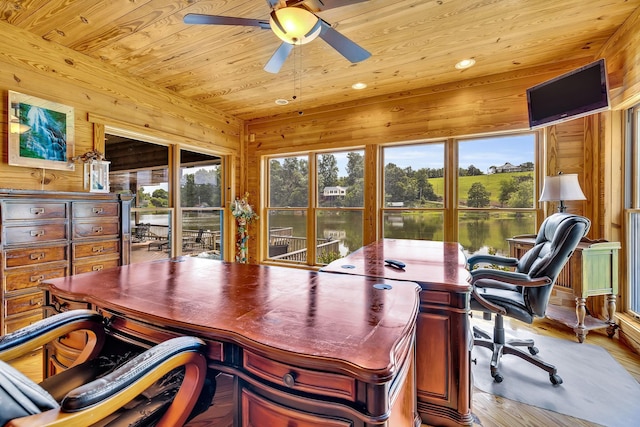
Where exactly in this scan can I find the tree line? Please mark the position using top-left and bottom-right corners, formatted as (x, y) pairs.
(267, 154), (534, 208)
(137, 167), (222, 208)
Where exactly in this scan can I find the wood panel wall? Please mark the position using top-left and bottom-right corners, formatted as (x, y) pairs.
(598, 7), (640, 353)
(0, 20), (241, 193)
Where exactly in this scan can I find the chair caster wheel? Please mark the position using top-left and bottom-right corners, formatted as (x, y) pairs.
(492, 372), (504, 383)
(528, 346), (539, 356)
(550, 374), (563, 385)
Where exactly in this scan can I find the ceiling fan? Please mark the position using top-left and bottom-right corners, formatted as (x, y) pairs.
(183, 0), (371, 73)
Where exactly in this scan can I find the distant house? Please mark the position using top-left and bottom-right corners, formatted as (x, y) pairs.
(489, 162), (523, 174)
(323, 186), (347, 197)
(387, 202), (405, 207)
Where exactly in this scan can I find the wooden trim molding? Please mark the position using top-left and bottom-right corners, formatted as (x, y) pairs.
(617, 313), (640, 355)
(89, 113), (236, 156)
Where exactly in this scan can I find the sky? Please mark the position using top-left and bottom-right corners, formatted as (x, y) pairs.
(142, 134), (535, 193)
(341, 134), (536, 174)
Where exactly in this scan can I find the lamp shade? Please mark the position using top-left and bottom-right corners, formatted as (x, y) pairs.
(270, 7), (321, 45)
(539, 173), (586, 202)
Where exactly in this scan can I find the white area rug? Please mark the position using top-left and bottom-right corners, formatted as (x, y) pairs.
(472, 324), (640, 427)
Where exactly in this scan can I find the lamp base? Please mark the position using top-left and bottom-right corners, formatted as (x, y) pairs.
(558, 200), (567, 212)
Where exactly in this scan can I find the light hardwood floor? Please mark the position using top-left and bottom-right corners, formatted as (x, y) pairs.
(10, 315), (640, 427)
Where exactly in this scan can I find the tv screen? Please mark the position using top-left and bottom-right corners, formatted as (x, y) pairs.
(526, 59), (609, 128)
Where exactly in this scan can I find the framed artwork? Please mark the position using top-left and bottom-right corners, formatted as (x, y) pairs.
(85, 160), (110, 193)
(8, 90), (75, 171)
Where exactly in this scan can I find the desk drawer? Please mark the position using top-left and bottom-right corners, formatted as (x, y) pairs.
(4, 223), (68, 245)
(72, 221), (119, 239)
(2, 201), (67, 220)
(241, 387), (352, 427)
(4, 265), (68, 292)
(4, 246), (68, 268)
(243, 350), (356, 401)
(73, 240), (120, 260)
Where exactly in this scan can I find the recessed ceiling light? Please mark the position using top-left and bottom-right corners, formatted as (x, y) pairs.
(352, 82), (367, 90)
(275, 98), (289, 105)
(455, 58), (476, 70)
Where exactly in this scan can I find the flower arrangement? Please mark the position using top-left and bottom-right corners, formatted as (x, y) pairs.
(232, 192), (259, 223)
(231, 193), (258, 263)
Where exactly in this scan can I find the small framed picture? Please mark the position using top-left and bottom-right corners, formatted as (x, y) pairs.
(85, 160), (110, 193)
(8, 90), (75, 171)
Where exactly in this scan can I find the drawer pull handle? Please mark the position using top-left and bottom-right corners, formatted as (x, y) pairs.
(30, 275), (45, 283)
(30, 298), (42, 306)
(93, 207), (104, 214)
(92, 265), (104, 271)
(30, 207), (45, 215)
(283, 372), (296, 388)
(29, 252), (45, 260)
(92, 246), (104, 253)
(30, 230), (45, 237)
(92, 226), (103, 233)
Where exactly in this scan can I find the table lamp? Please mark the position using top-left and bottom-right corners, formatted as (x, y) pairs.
(539, 172), (586, 212)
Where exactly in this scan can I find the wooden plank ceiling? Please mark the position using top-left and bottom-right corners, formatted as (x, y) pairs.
(1, 0), (638, 121)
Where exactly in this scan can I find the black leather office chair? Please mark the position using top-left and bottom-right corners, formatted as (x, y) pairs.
(467, 213), (590, 384)
(0, 309), (212, 426)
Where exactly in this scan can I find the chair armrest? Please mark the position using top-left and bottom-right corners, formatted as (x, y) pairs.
(467, 254), (518, 270)
(0, 310), (105, 364)
(471, 286), (508, 316)
(60, 336), (207, 426)
(471, 269), (552, 288)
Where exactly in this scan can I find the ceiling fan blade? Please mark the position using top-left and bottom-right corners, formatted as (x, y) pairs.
(319, 21), (370, 63)
(183, 13), (270, 29)
(264, 42), (294, 73)
(299, 0), (369, 12)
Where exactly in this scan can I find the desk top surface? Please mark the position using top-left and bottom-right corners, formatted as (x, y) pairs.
(322, 239), (472, 291)
(42, 257), (420, 380)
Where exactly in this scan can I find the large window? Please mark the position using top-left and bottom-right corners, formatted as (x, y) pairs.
(264, 132), (538, 266)
(180, 149), (224, 260)
(627, 104), (640, 316)
(458, 134), (537, 257)
(106, 134), (226, 263)
(382, 143), (445, 240)
(107, 136), (173, 263)
(266, 150), (364, 266)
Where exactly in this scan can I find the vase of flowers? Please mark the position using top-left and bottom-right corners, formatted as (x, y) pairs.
(231, 193), (258, 263)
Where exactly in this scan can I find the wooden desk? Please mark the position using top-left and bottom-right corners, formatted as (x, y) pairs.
(322, 239), (473, 427)
(41, 257), (421, 427)
(508, 236), (620, 342)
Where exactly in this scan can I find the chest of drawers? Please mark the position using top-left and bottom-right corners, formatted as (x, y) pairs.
(1, 190), (132, 335)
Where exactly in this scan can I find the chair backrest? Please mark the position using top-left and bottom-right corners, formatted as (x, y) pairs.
(516, 213), (590, 316)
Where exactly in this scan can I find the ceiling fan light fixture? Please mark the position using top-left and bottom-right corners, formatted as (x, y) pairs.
(270, 7), (321, 45)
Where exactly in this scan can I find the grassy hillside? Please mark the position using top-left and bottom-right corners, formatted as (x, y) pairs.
(429, 171), (533, 206)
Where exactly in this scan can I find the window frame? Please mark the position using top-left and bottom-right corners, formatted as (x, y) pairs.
(261, 131), (543, 267)
(263, 149), (366, 267)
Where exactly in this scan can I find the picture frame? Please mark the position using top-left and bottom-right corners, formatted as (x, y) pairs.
(85, 160), (110, 193)
(8, 90), (75, 171)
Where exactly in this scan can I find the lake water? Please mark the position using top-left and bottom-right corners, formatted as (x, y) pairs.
(137, 210), (536, 259)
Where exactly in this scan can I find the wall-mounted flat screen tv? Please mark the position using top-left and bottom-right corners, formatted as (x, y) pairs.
(526, 59), (609, 129)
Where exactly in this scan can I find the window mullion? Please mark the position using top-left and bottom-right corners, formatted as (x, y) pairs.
(308, 153), (317, 266)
